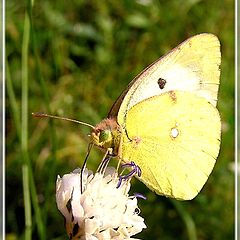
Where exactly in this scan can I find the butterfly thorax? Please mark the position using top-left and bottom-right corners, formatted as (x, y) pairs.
(90, 118), (122, 156)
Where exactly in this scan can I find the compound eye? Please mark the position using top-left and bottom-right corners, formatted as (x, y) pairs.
(99, 129), (111, 142)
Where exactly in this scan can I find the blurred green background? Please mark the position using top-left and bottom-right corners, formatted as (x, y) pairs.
(6, 0), (234, 239)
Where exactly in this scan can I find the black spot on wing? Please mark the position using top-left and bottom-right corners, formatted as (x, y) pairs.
(158, 78), (167, 89)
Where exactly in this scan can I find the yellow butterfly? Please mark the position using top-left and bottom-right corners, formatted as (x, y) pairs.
(90, 33), (221, 200)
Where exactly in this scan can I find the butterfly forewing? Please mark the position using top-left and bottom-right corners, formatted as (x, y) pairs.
(108, 33), (220, 126)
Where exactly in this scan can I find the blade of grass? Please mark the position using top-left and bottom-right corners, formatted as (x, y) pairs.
(27, 0), (58, 225)
(21, 11), (32, 240)
(22, 165), (31, 239)
(171, 200), (197, 240)
(22, 7), (45, 239)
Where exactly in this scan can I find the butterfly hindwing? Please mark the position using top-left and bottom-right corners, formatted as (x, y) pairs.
(121, 91), (221, 200)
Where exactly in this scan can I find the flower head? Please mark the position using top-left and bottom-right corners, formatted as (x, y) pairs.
(56, 167), (146, 239)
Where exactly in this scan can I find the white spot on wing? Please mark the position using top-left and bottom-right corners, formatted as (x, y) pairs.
(170, 128), (179, 138)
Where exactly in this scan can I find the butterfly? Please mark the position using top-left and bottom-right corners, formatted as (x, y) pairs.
(89, 33), (221, 200)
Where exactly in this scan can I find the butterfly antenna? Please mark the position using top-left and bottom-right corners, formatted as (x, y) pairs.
(80, 143), (93, 193)
(32, 112), (95, 129)
(33, 113), (95, 192)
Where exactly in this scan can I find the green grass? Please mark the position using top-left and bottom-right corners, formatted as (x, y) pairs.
(6, 0), (234, 239)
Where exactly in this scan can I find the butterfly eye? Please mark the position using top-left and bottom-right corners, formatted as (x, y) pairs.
(99, 129), (111, 143)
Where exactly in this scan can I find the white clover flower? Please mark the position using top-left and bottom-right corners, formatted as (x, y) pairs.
(56, 167), (146, 240)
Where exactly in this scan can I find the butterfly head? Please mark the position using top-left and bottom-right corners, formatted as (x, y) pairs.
(90, 118), (122, 155)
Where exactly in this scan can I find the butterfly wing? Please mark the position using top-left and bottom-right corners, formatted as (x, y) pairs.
(108, 33), (221, 125)
(121, 91), (221, 200)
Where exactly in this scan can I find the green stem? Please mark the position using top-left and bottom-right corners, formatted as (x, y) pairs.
(22, 165), (31, 240)
(21, 12), (32, 240)
(22, 6), (45, 239)
(28, 0), (58, 225)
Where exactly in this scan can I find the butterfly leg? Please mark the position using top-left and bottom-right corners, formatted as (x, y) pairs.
(116, 135), (123, 171)
(80, 143), (93, 193)
(117, 161), (142, 188)
(97, 148), (113, 174)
